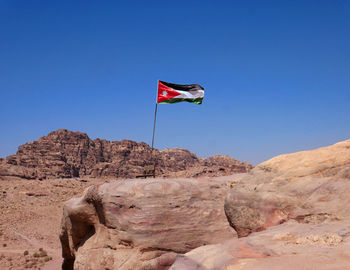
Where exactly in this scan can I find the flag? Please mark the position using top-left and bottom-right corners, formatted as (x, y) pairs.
(157, 80), (204, 104)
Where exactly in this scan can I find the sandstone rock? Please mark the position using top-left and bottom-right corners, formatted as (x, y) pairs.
(200, 155), (252, 173)
(0, 129), (252, 180)
(224, 191), (291, 237)
(0, 162), (36, 179)
(185, 139), (350, 269)
(60, 177), (236, 270)
(170, 220), (350, 270)
(257, 139), (350, 179)
(224, 139), (350, 237)
(57, 139), (350, 269)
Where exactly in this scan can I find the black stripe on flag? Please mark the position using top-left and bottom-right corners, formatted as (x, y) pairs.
(160, 80), (204, 92)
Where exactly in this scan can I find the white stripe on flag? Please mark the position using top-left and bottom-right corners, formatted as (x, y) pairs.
(174, 89), (204, 99)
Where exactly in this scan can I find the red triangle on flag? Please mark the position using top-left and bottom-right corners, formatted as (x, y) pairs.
(157, 81), (180, 103)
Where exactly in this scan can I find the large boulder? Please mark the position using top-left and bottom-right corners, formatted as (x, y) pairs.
(60, 177), (236, 270)
(225, 139), (350, 237)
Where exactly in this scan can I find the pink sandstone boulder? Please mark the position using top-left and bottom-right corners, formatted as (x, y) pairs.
(170, 140), (350, 269)
(60, 177), (237, 270)
(170, 219), (350, 270)
(224, 139), (350, 237)
(168, 139), (350, 269)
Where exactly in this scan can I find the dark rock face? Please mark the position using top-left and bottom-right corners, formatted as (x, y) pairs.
(0, 129), (252, 180)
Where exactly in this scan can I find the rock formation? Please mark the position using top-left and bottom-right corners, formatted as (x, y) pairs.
(170, 139), (350, 269)
(170, 219), (350, 270)
(59, 138), (350, 269)
(60, 177), (236, 269)
(0, 129), (252, 180)
(224, 139), (350, 237)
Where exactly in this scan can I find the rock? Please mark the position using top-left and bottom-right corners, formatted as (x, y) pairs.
(0, 129), (252, 180)
(257, 139), (350, 180)
(224, 139), (350, 237)
(170, 220), (350, 270)
(200, 155), (252, 173)
(60, 177), (236, 270)
(57, 138), (350, 269)
(0, 163), (36, 180)
(224, 191), (291, 237)
(194, 138), (350, 269)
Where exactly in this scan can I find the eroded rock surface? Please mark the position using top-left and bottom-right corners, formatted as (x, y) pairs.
(224, 139), (350, 237)
(258, 139), (350, 179)
(57, 138), (350, 269)
(170, 220), (350, 270)
(0, 129), (252, 180)
(60, 177), (236, 270)
(169, 139), (350, 269)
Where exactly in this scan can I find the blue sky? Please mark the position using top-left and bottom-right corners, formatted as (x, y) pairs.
(1, 0), (349, 164)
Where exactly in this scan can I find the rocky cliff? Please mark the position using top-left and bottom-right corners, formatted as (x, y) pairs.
(0, 129), (252, 180)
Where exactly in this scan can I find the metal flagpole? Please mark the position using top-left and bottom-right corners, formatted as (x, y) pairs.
(151, 103), (158, 151)
(149, 81), (159, 177)
(151, 80), (159, 152)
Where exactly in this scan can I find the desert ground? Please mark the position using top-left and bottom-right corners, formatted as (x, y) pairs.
(0, 177), (110, 269)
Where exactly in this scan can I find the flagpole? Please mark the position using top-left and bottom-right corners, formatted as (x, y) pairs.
(151, 103), (158, 151)
(151, 80), (159, 152)
(149, 81), (159, 178)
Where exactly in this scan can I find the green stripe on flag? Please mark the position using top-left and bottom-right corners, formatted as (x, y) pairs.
(159, 97), (203, 104)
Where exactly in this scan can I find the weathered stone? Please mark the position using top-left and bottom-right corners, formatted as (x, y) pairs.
(170, 140), (350, 269)
(257, 139), (350, 180)
(57, 138), (350, 269)
(170, 220), (350, 270)
(224, 139), (350, 237)
(0, 162), (36, 179)
(60, 177), (236, 270)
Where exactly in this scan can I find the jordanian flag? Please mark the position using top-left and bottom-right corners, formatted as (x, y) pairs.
(157, 80), (204, 104)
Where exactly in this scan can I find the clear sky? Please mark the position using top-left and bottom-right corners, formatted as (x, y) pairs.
(1, 0), (349, 164)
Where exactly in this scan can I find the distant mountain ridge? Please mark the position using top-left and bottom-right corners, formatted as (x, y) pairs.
(0, 129), (252, 180)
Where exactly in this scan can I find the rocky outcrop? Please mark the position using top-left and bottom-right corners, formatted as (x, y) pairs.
(170, 220), (350, 270)
(58, 138), (350, 269)
(169, 139), (350, 269)
(257, 139), (350, 179)
(0, 162), (37, 180)
(60, 177), (236, 270)
(224, 139), (350, 237)
(0, 129), (252, 180)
